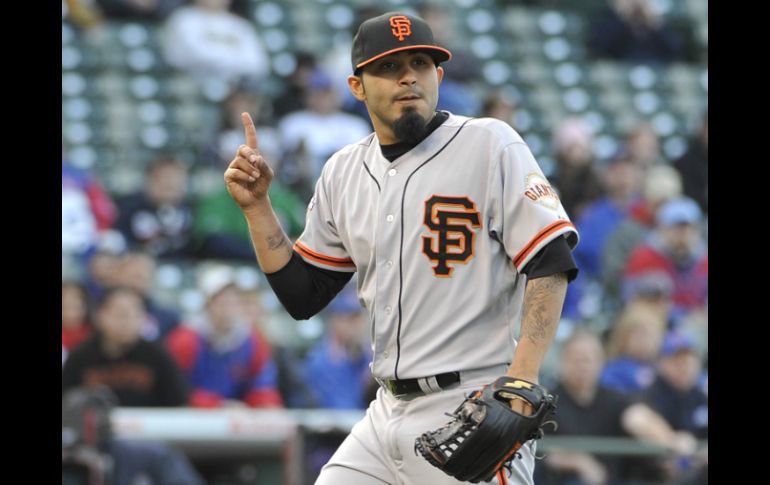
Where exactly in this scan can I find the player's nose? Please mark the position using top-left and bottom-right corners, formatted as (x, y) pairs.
(398, 66), (418, 86)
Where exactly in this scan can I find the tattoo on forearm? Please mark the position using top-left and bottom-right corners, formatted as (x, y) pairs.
(520, 273), (567, 344)
(266, 229), (291, 252)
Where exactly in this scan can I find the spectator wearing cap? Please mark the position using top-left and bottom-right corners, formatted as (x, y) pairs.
(644, 329), (708, 440)
(166, 266), (283, 408)
(277, 68), (372, 199)
(303, 286), (373, 409)
(601, 164), (683, 312)
(622, 197), (707, 326)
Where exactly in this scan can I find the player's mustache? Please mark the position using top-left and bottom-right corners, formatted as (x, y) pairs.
(393, 90), (423, 101)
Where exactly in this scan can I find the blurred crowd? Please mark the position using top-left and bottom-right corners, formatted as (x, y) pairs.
(62, 0), (707, 484)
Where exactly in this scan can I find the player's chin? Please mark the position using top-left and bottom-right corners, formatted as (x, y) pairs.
(395, 104), (431, 123)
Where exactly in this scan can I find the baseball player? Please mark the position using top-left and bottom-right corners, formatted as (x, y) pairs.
(224, 11), (579, 485)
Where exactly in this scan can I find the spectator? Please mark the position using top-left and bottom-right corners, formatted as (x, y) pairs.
(644, 330), (708, 439)
(62, 287), (189, 407)
(304, 286), (373, 409)
(622, 197), (707, 326)
(573, 155), (644, 280)
(601, 164), (682, 310)
(549, 117), (604, 220)
(620, 274), (675, 328)
(62, 281), (93, 364)
(62, 155), (117, 256)
(113, 251), (182, 341)
(588, 0), (686, 65)
(642, 330), (708, 481)
(115, 155), (196, 260)
(540, 329), (696, 485)
(83, 244), (124, 303)
(564, 154), (643, 321)
(600, 303), (666, 396)
(673, 112), (708, 214)
(167, 266), (283, 408)
(161, 0), (270, 85)
(278, 69), (371, 199)
(622, 122), (666, 171)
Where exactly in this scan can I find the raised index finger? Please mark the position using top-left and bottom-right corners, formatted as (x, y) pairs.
(242, 112), (259, 150)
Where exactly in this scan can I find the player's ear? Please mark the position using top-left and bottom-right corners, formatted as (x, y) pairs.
(436, 66), (445, 85)
(348, 74), (366, 101)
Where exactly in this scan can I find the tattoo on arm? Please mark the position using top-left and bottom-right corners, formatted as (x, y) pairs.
(266, 229), (291, 253)
(520, 273), (567, 344)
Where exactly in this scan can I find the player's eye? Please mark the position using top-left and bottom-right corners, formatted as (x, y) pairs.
(379, 61), (398, 71)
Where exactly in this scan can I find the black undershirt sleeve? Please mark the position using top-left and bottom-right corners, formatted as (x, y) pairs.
(520, 235), (579, 282)
(264, 251), (354, 320)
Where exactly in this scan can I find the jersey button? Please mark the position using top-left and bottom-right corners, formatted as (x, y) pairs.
(386, 214), (394, 222)
(383, 351), (389, 358)
(385, 306), (392, 314)
(386, 260), (393, 268)
(388, 168), (397, 176)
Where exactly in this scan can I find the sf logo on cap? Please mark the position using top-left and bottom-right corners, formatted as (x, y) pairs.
(390, 15), (412, 41)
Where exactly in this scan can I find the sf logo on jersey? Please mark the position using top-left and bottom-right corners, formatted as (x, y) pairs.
(422, 196), (482, 277)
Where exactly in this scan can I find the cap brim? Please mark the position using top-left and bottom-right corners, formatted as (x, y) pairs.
(356, 45), (453, 69)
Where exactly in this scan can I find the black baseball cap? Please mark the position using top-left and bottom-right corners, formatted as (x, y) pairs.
(351, 12), (452, 73)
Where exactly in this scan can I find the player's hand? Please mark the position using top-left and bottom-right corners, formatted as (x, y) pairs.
(224, 112), (275, 212)
(509, 396), (534, 416)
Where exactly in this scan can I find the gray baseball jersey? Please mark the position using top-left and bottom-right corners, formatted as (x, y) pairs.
(294, 113), (578, 381)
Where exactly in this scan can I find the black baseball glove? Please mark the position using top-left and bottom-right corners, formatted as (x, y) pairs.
(414, 376), (557, 483)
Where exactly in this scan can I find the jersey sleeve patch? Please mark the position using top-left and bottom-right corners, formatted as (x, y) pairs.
(522, 173), (561, 211)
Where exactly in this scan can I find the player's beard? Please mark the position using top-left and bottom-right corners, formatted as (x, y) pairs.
(392, 108), (428, 144)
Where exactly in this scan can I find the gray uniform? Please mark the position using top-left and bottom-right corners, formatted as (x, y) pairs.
(296, 113), (578, 484)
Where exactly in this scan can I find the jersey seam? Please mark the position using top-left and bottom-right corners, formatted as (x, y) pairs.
(362, 160), (381, 192)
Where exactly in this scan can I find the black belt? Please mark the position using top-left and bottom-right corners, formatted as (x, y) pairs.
(380, 371), (461, 398)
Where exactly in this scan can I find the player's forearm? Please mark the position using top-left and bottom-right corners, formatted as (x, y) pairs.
(242, 198), (294, 274)
(507, 272), (568, 382)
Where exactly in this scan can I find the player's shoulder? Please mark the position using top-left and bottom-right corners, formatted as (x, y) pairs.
(445, 113), (525, 146)
(321, 132), (376, 175)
